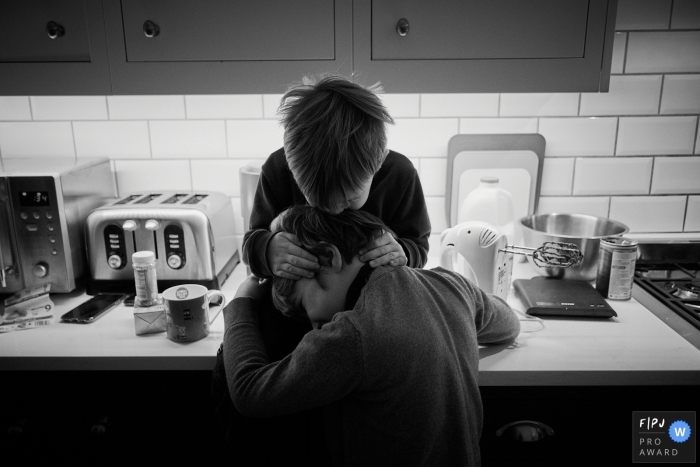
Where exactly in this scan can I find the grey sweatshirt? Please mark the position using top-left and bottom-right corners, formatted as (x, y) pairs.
(223, 265), (520, 467)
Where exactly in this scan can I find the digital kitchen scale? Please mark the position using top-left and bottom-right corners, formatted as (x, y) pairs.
(513, 277), (617, 318)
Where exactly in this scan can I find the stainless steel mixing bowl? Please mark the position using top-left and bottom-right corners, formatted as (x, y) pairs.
(519, 213), (629, 281)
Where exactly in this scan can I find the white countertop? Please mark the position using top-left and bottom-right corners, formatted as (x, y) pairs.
(2, 258), (700, 386)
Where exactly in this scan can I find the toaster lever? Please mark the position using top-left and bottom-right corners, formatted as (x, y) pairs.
(122, 220), (139, 231)
(145, 219), (160, 231)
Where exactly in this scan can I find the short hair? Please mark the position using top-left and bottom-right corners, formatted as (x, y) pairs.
(279, 74), (394, 211)
(270, 205), (392, 321)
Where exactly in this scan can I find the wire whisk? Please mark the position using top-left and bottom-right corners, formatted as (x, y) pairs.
(500, 242), (584, 268)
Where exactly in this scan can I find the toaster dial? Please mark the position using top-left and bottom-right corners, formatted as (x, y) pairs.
(164, 224), (185, 269)
(104, 225), (127, 269)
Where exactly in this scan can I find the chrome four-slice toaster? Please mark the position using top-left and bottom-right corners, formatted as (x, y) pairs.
(85, 191), (239, 295)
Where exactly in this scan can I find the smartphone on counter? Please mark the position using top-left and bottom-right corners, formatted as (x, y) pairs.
(60, 294), (127, 324)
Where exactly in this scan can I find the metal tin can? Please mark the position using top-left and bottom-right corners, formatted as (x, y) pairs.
(595, 237), (638, 300)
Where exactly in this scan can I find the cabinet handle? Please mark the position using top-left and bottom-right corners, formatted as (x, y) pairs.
(46, 21), (65, 40)
(396, 18), (409, 37)
(495, 420), (554, 442)
(143, 20), (160, 38)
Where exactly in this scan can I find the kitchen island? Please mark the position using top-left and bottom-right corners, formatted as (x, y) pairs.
(2, 260), (699, 465)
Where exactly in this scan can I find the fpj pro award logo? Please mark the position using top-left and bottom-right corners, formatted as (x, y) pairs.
(633, 411), (695, 463)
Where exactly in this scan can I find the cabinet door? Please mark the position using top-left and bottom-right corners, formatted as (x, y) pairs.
(0, 0), (111, 95)
(121, 0), (334, 62)
(353, 0), (617, 93)
(105, 0), (352, 94)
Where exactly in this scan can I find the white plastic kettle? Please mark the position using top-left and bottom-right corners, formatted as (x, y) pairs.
(439, 221), (514, 301)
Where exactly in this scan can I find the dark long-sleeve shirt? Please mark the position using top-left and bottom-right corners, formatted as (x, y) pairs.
(242, 148), (431, 278)
(223, 265), (520, 467)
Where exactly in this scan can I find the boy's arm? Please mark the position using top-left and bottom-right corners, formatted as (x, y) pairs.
(242, 161), (286, 278)
(223, 298), (362, 417)
(468, 282), (521, 345)
(391, 171), (431, 268)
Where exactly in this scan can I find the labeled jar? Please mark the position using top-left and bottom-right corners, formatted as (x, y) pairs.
(596, 237), (638, 300)
(132, 251), (159, 307)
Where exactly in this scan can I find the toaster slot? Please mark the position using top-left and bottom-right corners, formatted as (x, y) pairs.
(164, 224), (186, 269)
(104, 224), (127, 269)
(113, 194), (142, 205)
(182, 194), (208, 205)
(133, 193), (162, 204)
(161, 194), (190, 204)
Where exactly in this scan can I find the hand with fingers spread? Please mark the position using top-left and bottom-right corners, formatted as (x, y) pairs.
(266, 232), (320, 280)
(358, 230), (407, 268)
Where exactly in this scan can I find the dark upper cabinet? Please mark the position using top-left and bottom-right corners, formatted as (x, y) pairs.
(0, 0), (111, 95)
(0, 0), (617, 95)
(353, 0), (618, 93)
(104, 0), (351, 94)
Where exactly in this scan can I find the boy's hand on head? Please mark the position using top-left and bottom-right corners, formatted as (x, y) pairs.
(267, 232), (320, 280)
(358, 231), (407, 268)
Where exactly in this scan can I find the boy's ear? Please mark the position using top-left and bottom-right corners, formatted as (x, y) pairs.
(317, 242), (343, 272)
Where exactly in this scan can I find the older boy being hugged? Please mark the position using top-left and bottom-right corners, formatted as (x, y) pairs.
(225, 206), (521, 466)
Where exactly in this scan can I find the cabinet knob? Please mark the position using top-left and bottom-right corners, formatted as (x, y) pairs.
(32, 262), (49, 278)
(396, 18), (409, 37)
(143, 20), (160, 38)
(495, 420), (554, 442)
(46, 21), (65, 40)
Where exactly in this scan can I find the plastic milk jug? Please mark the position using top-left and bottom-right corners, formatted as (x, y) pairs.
(458, 176), (516, 243)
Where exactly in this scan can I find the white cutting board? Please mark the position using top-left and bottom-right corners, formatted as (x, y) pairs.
(446, 135), (546, 244)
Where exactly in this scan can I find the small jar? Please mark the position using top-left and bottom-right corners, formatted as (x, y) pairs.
(132, 251), (159, 307)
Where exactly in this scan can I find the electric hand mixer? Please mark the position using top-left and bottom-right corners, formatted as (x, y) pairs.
(439, 221), (583, 301)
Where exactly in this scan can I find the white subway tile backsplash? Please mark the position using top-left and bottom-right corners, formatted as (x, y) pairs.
(227, 119), (284, 158)
(615, 0), (672, 30)
(459, 118), (537, 134)
(609, 196), (686, 232)
(651, 156), (700, 194)
(380, 94), (420, 117)
(387, 118), (459, 158)
(686, 196), (700, 231)
(419, 157), (447, 196)
(30, 96), (107, 121)
(539, 157), (574, 196)
(74, 121), (150, 159)
(191, 159), (260, 197)
(185, 95), (262, 119)
(660, 75), (700, 114)
(0, 122), (74, 157)
(108, 96), (186, 120)
(616, 116), (697, 155)
(696, 126), (700, 154)
(538, 117), (617, 156)
(499, 93), (579, 117)
(263, 95), (284, 119)
(537, 196), (610, 218)
(671, 0), (700, 29)
(113, 159), (191, 195)
(0, 97), (31, 121)
(611, 33), (627, 74)
(425, 196), (448, 233)
(420, 94), (499, 117)
(626, 31), (700, 73)
(150, 120), (227, 158)
(573, 157), (653, 195)
(580, 75), (662, 116)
